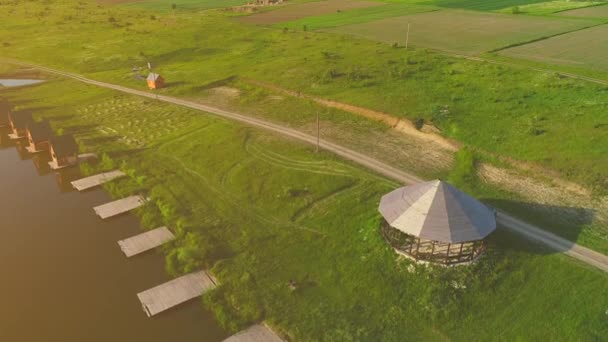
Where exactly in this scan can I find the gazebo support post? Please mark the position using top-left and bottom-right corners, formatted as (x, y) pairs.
(430, 241), (436, 262)
(414, 238), (421, 260)
(458, 243), (464, 262)
(445, 243), (451, 264)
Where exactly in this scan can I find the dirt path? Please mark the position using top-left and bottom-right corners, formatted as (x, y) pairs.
(6, 59), (608, 273)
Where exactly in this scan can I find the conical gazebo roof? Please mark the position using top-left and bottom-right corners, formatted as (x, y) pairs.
(379, 180), (496, 244)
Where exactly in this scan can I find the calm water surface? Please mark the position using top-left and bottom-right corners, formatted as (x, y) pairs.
(0, 128), (227, 342)
(0, 79), (44, 87)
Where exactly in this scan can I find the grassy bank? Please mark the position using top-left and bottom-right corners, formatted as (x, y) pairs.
(3, 77), (608, 340)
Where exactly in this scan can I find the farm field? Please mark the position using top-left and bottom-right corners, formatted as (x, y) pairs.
(558, 3), (608, 17)
(427, 0), (549, 11)
(496, 1), (605, 15)
(3, 77), (608, 340)
(279, 3), (439, 30)
(238, 0), (383, 25)
(324, 9), (599, 55)
(499, 24), (608, 71)
(113, 0), (250, 11)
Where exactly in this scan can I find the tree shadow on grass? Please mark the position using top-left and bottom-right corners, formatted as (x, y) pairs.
(106, 147), (150, 159)
(190, 75), (238, 93)
(81, 135), (121, 147)
(483, 198), (596, 256)
(63, 124), (98, 135)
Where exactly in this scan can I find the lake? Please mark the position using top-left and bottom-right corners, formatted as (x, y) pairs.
(0, 128), (228, 342)
(0, 79), (44, 87)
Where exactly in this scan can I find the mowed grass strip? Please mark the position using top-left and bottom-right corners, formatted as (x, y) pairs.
(238, 0), (383, 25)
(325, 9), (599, 55)
(559, 3), (608, 17)
(499, 24), (608, 71)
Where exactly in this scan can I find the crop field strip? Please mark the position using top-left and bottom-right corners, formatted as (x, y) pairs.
(324, 9), (601, 55)
(558, 3), (608, 17)
(498, 23), (608, 71)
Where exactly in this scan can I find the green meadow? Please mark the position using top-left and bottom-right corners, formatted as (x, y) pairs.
(2, 77), (607, 340)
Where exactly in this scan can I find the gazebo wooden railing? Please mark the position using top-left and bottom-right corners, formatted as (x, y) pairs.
(381, 221), (485, 266)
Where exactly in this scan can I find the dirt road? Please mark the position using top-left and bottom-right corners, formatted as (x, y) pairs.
(6, 59), (608, 273)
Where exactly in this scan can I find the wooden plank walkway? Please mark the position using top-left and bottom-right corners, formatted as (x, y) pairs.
(137, 270), (217, 317)
(117, 226), (175, 257)
(71, 170), (126, 191)
(223, 324), (285, 342)
(93, 195), (146, 219)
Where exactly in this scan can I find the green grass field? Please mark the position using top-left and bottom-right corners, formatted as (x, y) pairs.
(499, 24), (608, 71)
(1, 0), (607, 241)
(2, 77), (608, 340)
(325, 9), (599, 55)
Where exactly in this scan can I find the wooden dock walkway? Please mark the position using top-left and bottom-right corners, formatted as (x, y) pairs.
(137, 270), (217, 317)
(71, 170), (126, 191)
(93, 195), (146, 219)
(223, 324), (285, 342)
(117, 227), (175, 257)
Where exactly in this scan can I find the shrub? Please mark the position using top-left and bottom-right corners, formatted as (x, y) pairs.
(447, 147), (478, 190)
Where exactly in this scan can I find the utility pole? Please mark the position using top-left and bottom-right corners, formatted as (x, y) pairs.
(316, 111), (320, 153)
(405, 23), (410, 50)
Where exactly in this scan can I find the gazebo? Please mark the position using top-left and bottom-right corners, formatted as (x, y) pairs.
(379, 180), (496, 266)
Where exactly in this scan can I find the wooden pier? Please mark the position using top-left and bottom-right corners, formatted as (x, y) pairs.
(223, 324), (285, 342)
(71, 170), (126, 191)
(117, 227), (175, 257)
(93, 195), (146, 219)
(8, 133), (26, 140)
(137, 270), (217, 317)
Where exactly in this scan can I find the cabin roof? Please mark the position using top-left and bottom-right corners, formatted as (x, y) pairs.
(50, 134), (78, 157)
(378, 180), (496, 243)
(9, 110), (33, 129)
(28, 120), (53, 142)
(147, 73), (162, 81)
(0, 100), (10, 123)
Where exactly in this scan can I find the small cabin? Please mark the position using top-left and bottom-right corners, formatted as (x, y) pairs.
(48, 135), (79, 170)
(0, 100), (11, 127)
(8, 110), (33, 139)
(26, 120), (53, 153)
(147, 73), (164, 89)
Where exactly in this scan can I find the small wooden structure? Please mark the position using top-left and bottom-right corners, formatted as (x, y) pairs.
(25, 120), (52, 153)
(48, 135), (79, 170)
(224, 324), (285, 342)
(146, 73), (164, 89)
(0, 100), (11, 127)
(137, 270), (217, 317)
(117, 226), (175, 257)
(8, 110), (33, 140)
(379, 180), (497, 266)
(71, 170), (126, 191)
(93, 195), (146, 219)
